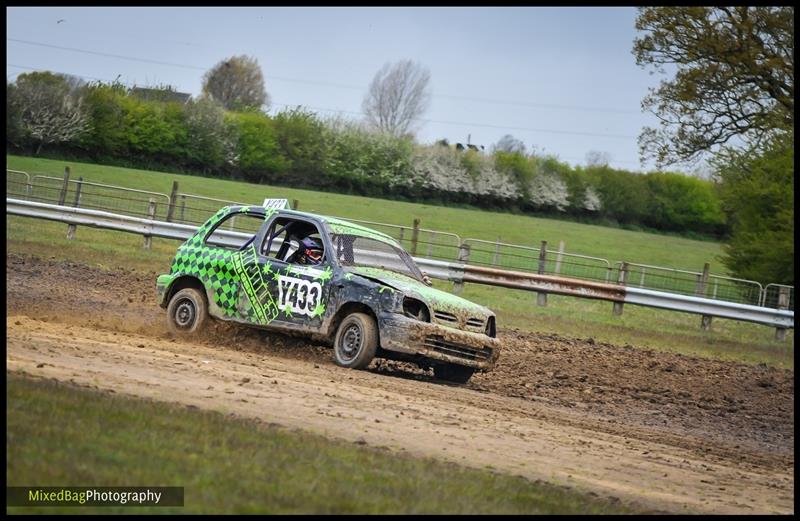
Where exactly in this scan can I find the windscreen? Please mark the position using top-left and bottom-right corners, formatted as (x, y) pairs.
(332, 234), (424, 282)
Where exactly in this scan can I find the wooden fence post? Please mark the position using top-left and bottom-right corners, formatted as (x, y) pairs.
(58, 166), (71, 206)
(452, 243), (471, 295)
(554, 240), (565, 274)
(537, 240), (548, 307)
(66, 176), (82, 240)
(426, 232), (435, 258)
(179, 195), (186, 223)
(166, 180), (178, 222)
(143, 198), (156, 250)
(696, 262), (712, 331)
(411, 218), (420, 256)
(775, 287), (790, 341)
(613, 262), (629, 316)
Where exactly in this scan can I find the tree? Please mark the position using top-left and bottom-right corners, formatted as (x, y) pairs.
(644, 172), (725, 234)
(585, 150), (611, 167)
(633, 7), (793, 166)
(227, 111), (287, 181)
(362, 60), (431, 137)
(184, 97), (230, 170)
(10, 71), (90, 154)
(202, 55), (269, 112)
(593, 166), (650, 225)
(79, 81), (131, 158)
(272, 107), (329, 182)
(713, 132), (793, 285)
(493, 134), (527, 154)
(6, 82), (24, 147)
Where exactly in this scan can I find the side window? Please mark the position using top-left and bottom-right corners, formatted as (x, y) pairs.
(261, 218), (289, 258)
(261, 217), (326, 265)
(204, 212), (265, 251)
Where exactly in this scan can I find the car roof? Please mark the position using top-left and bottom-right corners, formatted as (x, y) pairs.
(224, 205), (401, 247)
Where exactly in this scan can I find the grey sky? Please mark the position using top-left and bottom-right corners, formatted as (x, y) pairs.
(7, 6), (669, 172)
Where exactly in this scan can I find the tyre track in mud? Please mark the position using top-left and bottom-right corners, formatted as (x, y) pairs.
(5, 253), (795, 514)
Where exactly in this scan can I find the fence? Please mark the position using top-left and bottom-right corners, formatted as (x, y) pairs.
(171, 193), (259, 235)
(344, 218), (462, 262)
(6, 166), (793, 315)
(7, 169), (171, 221)
(33, 175), (172, 221)
(762, 284), (795, 310)
(462, 238), (612, 283)
(615, 262), (765, 307)
(6, 197), (794, 333)
(6, 169), (30, 197)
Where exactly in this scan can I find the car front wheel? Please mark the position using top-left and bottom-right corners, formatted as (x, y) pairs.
(166, 287), (208, 336)
(333, 312), (378, 369)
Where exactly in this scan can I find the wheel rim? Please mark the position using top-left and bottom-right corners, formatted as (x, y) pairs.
(339, 322), (362, 361)
(174, 298), (196, 329)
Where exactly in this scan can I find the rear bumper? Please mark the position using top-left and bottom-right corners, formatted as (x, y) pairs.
(377, 313), (501, 370)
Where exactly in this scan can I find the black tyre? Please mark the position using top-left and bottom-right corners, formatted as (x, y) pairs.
(434, 363), (475, 384)
(333, 312), (378, 369)
(166, 287), (209, 336)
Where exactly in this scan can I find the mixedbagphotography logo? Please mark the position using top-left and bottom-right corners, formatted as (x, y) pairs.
(6, 487), (184, 507)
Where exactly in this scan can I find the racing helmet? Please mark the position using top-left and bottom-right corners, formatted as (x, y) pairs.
(296, 236), (324, 265)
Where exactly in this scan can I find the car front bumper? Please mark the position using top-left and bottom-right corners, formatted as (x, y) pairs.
(156, 273), (178, 308)
(377, 313), (501, 370)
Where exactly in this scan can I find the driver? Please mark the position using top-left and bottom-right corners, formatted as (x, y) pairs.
(289, 236), (324, 265)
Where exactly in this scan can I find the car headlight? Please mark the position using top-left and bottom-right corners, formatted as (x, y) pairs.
(402, 297), (430, 322)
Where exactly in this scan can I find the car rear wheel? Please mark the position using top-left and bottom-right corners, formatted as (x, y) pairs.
(333, 312), (378, 369)
(434, 363), (475, 384)
(167, 287), (208, 336)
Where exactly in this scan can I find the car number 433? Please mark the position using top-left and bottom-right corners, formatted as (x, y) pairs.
(278, 275), (322, 317)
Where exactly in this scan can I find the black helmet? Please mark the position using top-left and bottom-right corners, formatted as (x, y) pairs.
(296, 237), (323, 265)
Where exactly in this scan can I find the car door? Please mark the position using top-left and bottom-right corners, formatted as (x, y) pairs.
(198, 207), (270, 322)
(236, 215), (333, 331)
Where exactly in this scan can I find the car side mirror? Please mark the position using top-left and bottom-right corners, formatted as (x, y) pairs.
(422, 272), (432, 286)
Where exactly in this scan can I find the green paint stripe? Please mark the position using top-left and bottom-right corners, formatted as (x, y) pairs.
(233, 250), (267, 324)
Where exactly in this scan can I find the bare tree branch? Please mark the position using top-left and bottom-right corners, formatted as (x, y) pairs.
(362, 60), (431, 137)
(492, 134), (527, 154)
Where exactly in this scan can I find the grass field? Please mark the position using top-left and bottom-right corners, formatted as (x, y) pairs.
(7, 155), (723, 268)
(6, 373), (639, 514)
(5, 155), (794, 367)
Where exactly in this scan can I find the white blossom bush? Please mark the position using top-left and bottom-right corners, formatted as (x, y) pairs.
(527, 173), (570, 211)
(12, 72), (90, 155)
(185, 97), (234, 168)
(471, 165), (519, 199)
(409, 145), (519, 199)
(583, 186), (602, 212)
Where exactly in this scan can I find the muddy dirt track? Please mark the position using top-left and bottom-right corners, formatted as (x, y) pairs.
(6, 253), (795, 514)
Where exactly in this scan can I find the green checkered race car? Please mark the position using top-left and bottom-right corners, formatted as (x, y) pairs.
(157, 205), (501, 383)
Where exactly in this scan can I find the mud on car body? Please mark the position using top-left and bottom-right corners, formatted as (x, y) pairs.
(157, 205), (501, 383)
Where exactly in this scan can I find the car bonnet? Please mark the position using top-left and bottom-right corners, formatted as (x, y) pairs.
(346, 266), (492, 319)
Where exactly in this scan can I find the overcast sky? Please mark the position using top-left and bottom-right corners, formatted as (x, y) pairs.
(7, 6), (673, 172)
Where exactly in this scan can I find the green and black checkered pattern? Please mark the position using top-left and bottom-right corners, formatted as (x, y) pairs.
(170, 208), (242, 318)
(171, 245), (242, 318)
(169, 207), (247, 320)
